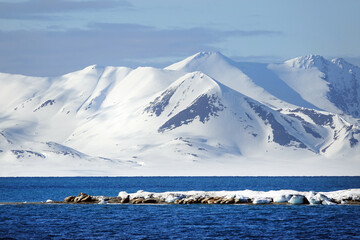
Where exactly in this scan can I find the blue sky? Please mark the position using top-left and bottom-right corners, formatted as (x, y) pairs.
(0, 0), (359, 76)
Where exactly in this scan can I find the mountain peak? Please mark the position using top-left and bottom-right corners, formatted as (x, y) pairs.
(1, 51), (360, 176)
(82, 64), (102, 71)
(192, 51), (224, 58)
(62, 64), (104, 76)
(285, 55), (327, 69)
(165, 51), (232, 71)
(330, 58), (356, 70)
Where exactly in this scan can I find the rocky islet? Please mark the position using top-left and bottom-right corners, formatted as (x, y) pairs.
(59, 189), (360, 205)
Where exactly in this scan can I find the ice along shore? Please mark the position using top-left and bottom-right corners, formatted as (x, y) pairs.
(2, 189), (360, 205)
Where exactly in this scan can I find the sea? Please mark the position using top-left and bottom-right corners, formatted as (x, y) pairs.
(0, 177), (360, 239)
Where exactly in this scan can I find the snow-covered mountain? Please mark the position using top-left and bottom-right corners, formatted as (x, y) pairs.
(269, 55), (360, 119)
(1, 52), (359, 176)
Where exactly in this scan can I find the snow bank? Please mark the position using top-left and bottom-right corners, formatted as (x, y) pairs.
(288, 195), (305, 204)
(117, 189), (360, 205)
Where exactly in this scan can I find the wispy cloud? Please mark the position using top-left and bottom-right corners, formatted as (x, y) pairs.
(0, 23), (282, 76)
(0, 0), (132, 19)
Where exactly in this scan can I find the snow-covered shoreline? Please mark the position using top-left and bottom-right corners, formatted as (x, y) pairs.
(2, 189), (360, 205)
(114, 189), (360, 205)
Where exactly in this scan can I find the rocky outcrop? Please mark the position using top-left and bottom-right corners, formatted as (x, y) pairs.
(121, 195), (130, 203)
(64, 196), (75, 202)
(59, 190), (360, 206)
(64, 193), (96, 203)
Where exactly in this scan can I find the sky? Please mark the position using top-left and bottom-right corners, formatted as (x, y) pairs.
(0, 0), (359, 76)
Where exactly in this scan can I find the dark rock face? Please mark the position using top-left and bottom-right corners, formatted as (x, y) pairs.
(303, 197), (310, 205)
(121, 195), (130, 203)
(324, 60), (360, 118)
(301, 57), (360, 118)
(288, 108), (360, 150)
(302, 123), (322, 139)
(234, 198), (250, 204)
(11, 150), (45, 159)
(247, 101), (306, 148)
(33, 99), (56, 112)
(143, 198), (158, 204)
(46, 142), (82, 158)
(291, 109), (334, 127)
(158, 94), (225, 132)
(144, 87), (178, 117)
(349, 129), (360, 148)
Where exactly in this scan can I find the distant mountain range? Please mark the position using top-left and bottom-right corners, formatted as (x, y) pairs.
(1, 52), (359, 176)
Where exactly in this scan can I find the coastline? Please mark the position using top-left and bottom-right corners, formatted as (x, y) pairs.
(3, 189), (359, 206)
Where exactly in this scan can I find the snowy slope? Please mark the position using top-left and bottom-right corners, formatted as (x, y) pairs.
(269, 55), (360, 118)
(0, 52), (359, 176)
(165, 52), (317, 110)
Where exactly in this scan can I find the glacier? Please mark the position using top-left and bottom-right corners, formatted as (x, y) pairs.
(0, 52), (359, 176)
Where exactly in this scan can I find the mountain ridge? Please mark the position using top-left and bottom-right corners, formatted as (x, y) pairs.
(0, 52), (359, 176)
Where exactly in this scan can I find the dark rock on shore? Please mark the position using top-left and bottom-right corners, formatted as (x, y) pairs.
(143, 198), (158, 204)
(65, 193), (97, 203)
(59, 191), (360, 206)
(121, 195), (130, 203)
(107, 197), (122, 203)
(64, 196), (75, 202)
(131, 198), (145, 204)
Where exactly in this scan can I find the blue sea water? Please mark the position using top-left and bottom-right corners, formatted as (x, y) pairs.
(1, 177), (360, 239)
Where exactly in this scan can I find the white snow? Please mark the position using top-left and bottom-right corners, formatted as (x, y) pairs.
(0, 52), (359, 176)
(98, 198), (107, 204)
(273, 194), (292, 203)
(253, 198), (272, 204)
(269, 55), (360, 119)
(166, 51), (297, 109)
(113, 189), (360, 205)
(118, 191), (129, 199)
(288, 195), (304, 204)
